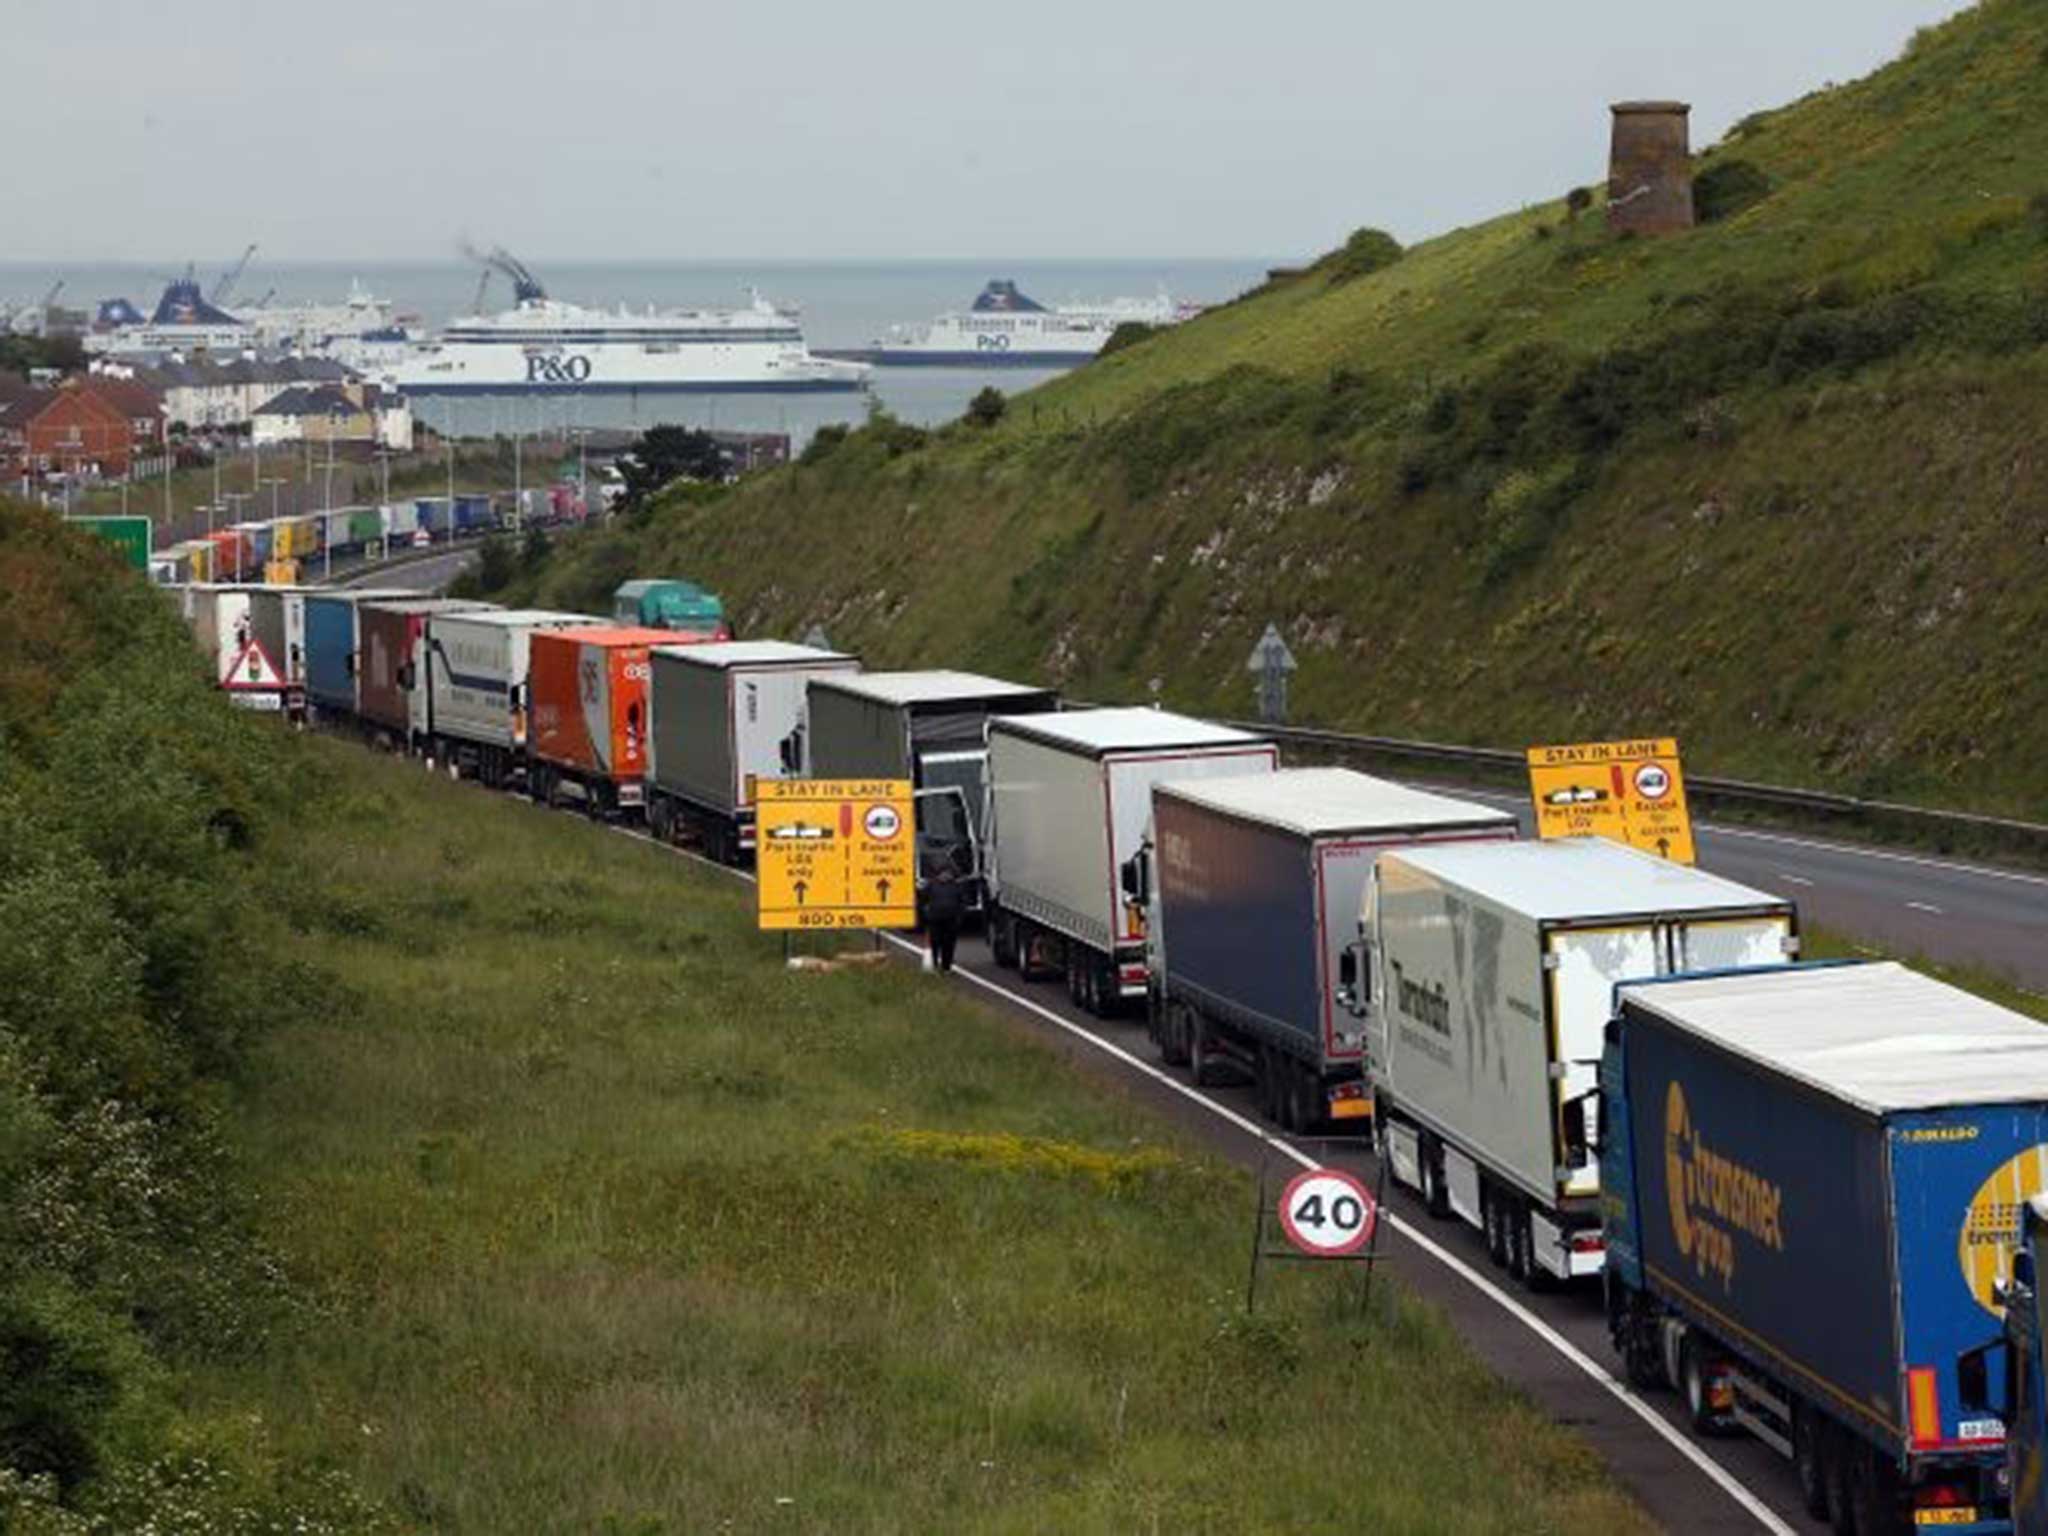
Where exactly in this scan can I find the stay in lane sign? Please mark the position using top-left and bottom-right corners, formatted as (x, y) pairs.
(756, 779), (917, 932)
(1526, 737), (1696, 865)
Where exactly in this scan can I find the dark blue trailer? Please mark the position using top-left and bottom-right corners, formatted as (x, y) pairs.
(452, 494), (492, 533)
(1141, 769), (1515, 1133)
(1602, 961), (2048, 1533)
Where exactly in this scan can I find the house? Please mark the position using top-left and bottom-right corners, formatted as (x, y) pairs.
(0, 372), (44, 478)
(21, 375), (166, 480)
(251, 381), (412, 450)
(110, 355), (356, 433)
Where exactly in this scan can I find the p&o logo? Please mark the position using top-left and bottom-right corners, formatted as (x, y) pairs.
(1664, 1081), (1786, 1291)
(526, 353), (593, 384)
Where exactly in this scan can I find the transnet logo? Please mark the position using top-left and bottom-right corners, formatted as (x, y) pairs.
(1665, 1081), (1786, 1290)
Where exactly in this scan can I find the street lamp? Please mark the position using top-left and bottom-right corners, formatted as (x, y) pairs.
(570, 427), (590, 519)
(262, 475), (286, 521)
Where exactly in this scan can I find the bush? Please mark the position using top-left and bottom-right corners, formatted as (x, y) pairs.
(520, 522), (552, 574)
(1099, 322), (1158, 357)
(1325, 227), (1404, 284)
(1565, 187), (1594, 221)
(1694, 159), (1771, 224)
(475, 532), (516, 592)
(799, 423), (850, 466)
(965, 387), (1007, 428)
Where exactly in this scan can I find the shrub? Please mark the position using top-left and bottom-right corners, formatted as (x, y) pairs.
(1325, 227), (1404, 284)
(799, 422), (850, 465)
(520, 522), (552, 573)
(474, 532), (516, 592)
(1694, 159), (1771, 224)
(1099, 322), (1158, 358)
(965, 387), (1007, 428)
(1565, 187), (1594, 221)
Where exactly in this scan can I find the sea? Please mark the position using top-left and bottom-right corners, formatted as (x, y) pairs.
(0, 259), (1275, 442)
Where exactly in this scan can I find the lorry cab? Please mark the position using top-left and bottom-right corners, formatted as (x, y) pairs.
(612, 578), (731, 638)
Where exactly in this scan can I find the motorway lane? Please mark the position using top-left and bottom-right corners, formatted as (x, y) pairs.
(605, 820), (1804, 1533)
(1437, 784), (2048, 992)
(338, 547), (476, 592)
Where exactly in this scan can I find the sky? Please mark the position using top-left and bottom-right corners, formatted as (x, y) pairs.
(2, 0), (1972, 264)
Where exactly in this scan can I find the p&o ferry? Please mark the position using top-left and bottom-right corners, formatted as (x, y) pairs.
(345, 249), (868, 396)
(823, 279), (1199, 368)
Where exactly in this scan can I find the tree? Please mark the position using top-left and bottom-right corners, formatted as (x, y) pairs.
(520, 522), (552, 574)
(965, 387), (1007, 428)
(1566, 187), (1594, 222)
(475, 532), (515, 592)
(1326, 227), (1404, 284)
(619, 425), (726, 508)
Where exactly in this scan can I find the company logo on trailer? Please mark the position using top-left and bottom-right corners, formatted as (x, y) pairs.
(1956, 1144), (2048, 1319)
(1388, 959), (1449, 1037)
(1664, 1081), (1785, 1291)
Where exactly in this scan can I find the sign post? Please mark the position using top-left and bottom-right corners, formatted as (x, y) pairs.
(756, 779), (917, 936)
(1525, 737), (1696, 864)
(1246, 623), (1297, 725)
(70, 514), (153, 571)
(1246, 1161), (1386, 1316)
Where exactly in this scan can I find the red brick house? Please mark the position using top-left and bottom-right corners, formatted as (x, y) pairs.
(22, 375), (167, 481)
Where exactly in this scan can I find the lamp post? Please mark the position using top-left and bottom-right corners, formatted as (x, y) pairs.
(263, 475), (285, 521)
(375, 446), (392, 561)
(570, 427), (589, 519)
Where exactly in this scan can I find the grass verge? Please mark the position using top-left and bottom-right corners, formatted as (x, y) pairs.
(195, 739), (1647, 1533)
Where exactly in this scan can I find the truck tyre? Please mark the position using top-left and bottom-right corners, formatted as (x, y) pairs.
(991, 913), (1016, 970)
(1793, 1405), (1831, 1522)
(1482, 1184), (1508, 1269)
(649, 799), (671, 842)
(1013, 919), (1036, 981)
(1505, 1198), (1530, 1281)
(1680, 1337), (1723, 1437)
(1823, 1430), (1857, 1536)
(1291, 1066), (1323, 1136)
(1190, 1013), (1216, 1087)
(1848, 1450), (1906, 1536)
(1419, 1134), (1450, 1219)
(1160, 1003), (1191, 1068)
(1620, 1302), (1664, 1391)
(1092, 956), (1119, 1018)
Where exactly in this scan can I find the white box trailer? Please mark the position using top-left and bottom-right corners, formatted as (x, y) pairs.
(1141, 769), (1517, 1131)
(425, 610), (594, 786)
(186, 584), (288, 711)
(646, 641), (860, 865)
(1356, 838), (1797, 1289)
(987, 708), (1275, 1016)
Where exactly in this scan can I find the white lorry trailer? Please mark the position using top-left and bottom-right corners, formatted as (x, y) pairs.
(646, 640), (860, 864)
(1351, 838), (1797, 1290)
(1139, 769), (1516, 1131)
(424, 610), (594, 787)
(986, 708), (1276, 1016)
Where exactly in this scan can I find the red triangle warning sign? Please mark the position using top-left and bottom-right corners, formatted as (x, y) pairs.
(221, 634), (284, 691)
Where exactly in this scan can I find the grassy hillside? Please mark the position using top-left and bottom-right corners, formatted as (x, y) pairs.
(509, 0), (2048, 818)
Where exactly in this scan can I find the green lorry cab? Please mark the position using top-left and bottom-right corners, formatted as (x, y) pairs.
(612, 580), (731, 638)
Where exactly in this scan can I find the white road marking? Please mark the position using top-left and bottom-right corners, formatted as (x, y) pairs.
(1906, 901), (1945, 916)
(608, 822), (1792, 1534)
(1779, 875), (1815, 888)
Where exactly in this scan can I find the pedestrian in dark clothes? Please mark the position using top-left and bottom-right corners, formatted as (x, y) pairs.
(924, 859), (965, 974)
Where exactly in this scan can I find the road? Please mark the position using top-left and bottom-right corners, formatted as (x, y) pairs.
(611, 824), (1805, 1533)
(1436, 783), (2048, 993)
(337, 546), (477, 593)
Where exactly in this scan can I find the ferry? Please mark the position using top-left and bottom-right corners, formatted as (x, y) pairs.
(346, 250), (868, 396)
(824, 279), (1200, 368)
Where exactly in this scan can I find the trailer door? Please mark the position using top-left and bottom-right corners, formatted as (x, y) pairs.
(1672, 913), (1794, 974)
(1545, 925), (1659, 1196)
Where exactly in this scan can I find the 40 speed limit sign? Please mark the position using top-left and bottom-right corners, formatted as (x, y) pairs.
(1276, 1166), (1377, 1258)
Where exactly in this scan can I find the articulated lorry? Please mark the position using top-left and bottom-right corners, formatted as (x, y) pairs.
(985, 708), (1275, 1016)
(186, 584), (289, 712)
(1139, 768), (1515, 1131)
(424, 610), (594, 787)
(645, 640), (860, 864)
(804, 671), (1059, 907)
(1604, 961), (2048, 1534)
(527, 626), (692, 817)
(301, 589), (414, 722)
(356, 599), (494, 750)
(1354, 838), (1796, 1289)
(613, 579), (731, 637)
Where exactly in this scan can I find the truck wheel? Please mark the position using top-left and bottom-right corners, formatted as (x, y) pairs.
(1621, 1303), (1664, 1390)
(1505, 1199), (1530, 1280)
(1265, 1054), (1292, 1129)
(1190, 1013), (1216, 1087)
(1291, 1067), (1323, 1135)
(1065, 949), (1085, 1007)
(1160, 1004), (1191, 1068)
(1092, 956), (1119, 1018)
(1823, 1428), (1858, 1536)
(1793, 1405), (1831, 1522)
(1848, 1449), (1906, 1536)
(1680, 1337), (1723, 1437)
(1482, 1184), (1508, 1269)
(1419, 1134), (1450, 1219)
(991, 914), (1015, 970)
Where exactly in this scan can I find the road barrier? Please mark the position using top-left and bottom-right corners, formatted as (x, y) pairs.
(1227, 721), (2048, 868)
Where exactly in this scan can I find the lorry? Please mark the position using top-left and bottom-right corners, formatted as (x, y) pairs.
(424, 609), (594, 787)
(1137, 768), (1517, 1131)
(804, 671), (1059, 907)
(246, 585), (315, 719)
(526, 626), (692, 817)
(612, 579), (731, 638)
(302, 588), (416, 722)
(985, 708), (1275, 1016)
(356, 598), (494, 750)
(644, 639), (860, 864)
(1351, 838), (1796, 1289)
(1604, 961), (2048, 1534)
(186, 584), (288, 712)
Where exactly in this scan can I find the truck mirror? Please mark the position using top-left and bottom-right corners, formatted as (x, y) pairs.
(1338, 948), (1358, 992)
(778, 728), (802, 775)
(1119, 849), (1149, 904)
(1562, 1092), (1591, 1167)
(1957, 1339), (2008, 1418)
(398, 662), (415, 692)
(2020, 1251), (2038, 1290)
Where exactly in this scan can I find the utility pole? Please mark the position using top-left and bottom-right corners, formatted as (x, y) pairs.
(322, 412), (340, 582)
(377, 447), (391, 560)
(445, 431), (455, 545)
(513, 428), (522, 534)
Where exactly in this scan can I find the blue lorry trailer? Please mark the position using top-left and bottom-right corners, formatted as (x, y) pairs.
(1140, 768), (1515, 1133)
(302, 589), (414, 720)
(1602, 961), (2048, 1533)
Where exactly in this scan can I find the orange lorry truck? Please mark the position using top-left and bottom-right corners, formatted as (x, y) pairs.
(526, 626), (703, 818)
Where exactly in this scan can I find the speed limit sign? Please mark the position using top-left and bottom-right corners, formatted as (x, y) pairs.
(1277, 1167), (1377, 1257)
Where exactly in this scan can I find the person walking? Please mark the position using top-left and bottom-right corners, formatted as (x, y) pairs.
(924, 857), (965, 974)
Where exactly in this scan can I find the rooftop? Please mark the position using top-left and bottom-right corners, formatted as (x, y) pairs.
(1385, 837), (1788, 921)
(1619, 962), (2048, 1114)
(812, 670), (1054, 707)
(990, 706), (1269, 756)
(1157, 767), (1517, 838)
(656, 640), (856, 668)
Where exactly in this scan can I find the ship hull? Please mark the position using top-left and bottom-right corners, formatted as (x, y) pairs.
(815, 348), (1090, 369)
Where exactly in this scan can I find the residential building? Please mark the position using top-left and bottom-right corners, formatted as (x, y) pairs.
(21, 375), (166, 480)
(251, 381), (412, 450)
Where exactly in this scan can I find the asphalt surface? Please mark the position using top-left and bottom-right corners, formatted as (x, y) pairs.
(337, 546), (476, 592)
(1439, 783), (2048, 993)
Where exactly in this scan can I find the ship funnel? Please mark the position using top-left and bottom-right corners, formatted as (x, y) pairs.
(1607, 102), (1695, 236)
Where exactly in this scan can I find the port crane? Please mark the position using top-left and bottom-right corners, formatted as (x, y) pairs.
(211, 244), (257, 307)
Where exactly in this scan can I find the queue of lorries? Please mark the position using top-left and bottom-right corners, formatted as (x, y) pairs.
(170, 576), (2048, 1535)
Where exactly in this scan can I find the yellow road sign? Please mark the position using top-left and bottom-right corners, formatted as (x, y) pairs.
(1526, 738), (1696, 865)
(756, 779), (917, 931)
